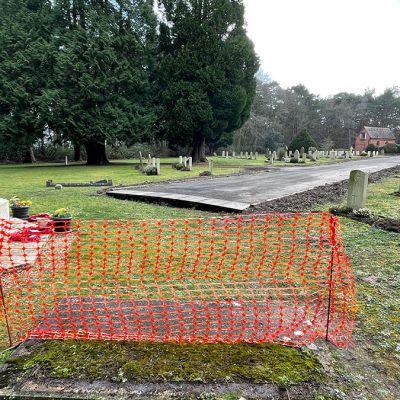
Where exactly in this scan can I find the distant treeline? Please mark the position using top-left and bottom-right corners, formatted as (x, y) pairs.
(232, 77), (400, 152)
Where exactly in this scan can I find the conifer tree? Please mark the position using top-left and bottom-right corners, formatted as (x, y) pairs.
(0, 0), (54, 162)
(156, 0), (259, 162)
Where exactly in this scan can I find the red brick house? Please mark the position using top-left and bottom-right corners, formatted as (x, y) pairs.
(355, 126), (396, 151)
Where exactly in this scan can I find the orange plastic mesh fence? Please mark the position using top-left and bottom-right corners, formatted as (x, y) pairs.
(0, 213), (356, 348)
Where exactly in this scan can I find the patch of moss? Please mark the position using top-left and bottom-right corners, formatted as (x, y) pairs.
(9, 340), (323, 385)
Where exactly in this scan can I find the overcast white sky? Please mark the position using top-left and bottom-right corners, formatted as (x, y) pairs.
(244, 0), (400, 97)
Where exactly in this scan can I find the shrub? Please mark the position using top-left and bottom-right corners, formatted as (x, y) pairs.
(288, 129), (317, 152)
(289, 157), (299, 163)
(144, 166), (158, 175)
(365, 144), (378, 152)
(383, 143), (400, 154)
(276, 148), (286, 160)
(360, 151), (368, 156)
(173, 163), (185, 170)
(199, 171), (212, 177)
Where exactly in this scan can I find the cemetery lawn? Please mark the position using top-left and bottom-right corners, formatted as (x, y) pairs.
(0, 166), (399, 399)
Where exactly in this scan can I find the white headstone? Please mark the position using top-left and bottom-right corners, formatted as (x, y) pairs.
(245, 151), (249, 159)
(270, 154), (274, 164)
(255, 152), (258, 159)
(294, 150), (300, 161)
(226, 151), (229, 158)
(65, 156), (68, 166)
(355, 151), (359, 156)
(179, 156), (183, 164)
(232, 151), (236, 157)
(222, 151), (225, 157)
(183, 156), (187, 166)
(209, 159), (213, 174)
(250, 151), (253, 159)
(156, 158), (160, 175)
(188, 157), (193, 171)
(347, 170), (368, 210)
(288, 150), (293, 157)
(0, 198), (9, 220)
(240, 151), (243, 159)
(152, 157), (156, 167)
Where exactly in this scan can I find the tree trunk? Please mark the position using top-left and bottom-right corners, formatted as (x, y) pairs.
(23, 147), (36, 163)
(73, 143), (81, 162)
(84, 140), (109, 165)
(191, 135), (206, 163)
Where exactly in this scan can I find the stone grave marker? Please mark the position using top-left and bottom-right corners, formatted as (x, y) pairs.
(188, 157), (193, 171)
(255, 152), (258, 159)
(179, 156), (183, 164)
(208, 159), (214, 174)
(294, 150), (300, 161)
(347, 170), (368, 210)
(222, 151), (225, 157)
(0, 198), (9, 219)
(156, 158), (161, 175)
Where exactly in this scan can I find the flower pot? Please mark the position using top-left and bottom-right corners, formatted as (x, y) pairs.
(52, 217), (72, 233)
(11, 206), (30, 220)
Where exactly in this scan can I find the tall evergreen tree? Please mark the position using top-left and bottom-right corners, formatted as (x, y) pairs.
(157, 0), (259, 162)
(0, 0), (54, 162)
(47, 0), (157, 165)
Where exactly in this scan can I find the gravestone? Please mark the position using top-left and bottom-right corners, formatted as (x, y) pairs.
(270, 154), (274, 164)
(300, 147), (305, 156)
(222, 151), (225, 157)
(272, 151), (277, 160)
(293, 150), (300, 161)
(347, 170), (368, 210)
(302, 153), (307, 163)
(179, 156), (183, 164)
(355, 151), (359, 156)
(183, 156), (187, 167)
(255, 152), (258, 159)
(250, 151), (253, 159)
(232, 151), (236, 157)
(367, 151), (371, 157)
(240, 151), (243, 159)
(245, 151), (249, 159)
(208, 159), (214, 174)
(152, 157), (156, 167)
(0, 198), (9, 219)
(148, 154), (151, 165)
(345, 151), (350, 159)
(311, 152), (317, 161)
(188, 157), (193, 171)
(226, 151), (229, 158)
(380, 149), (385, 155)
(288, 150), (293, 157)
(156, 158), (161, 175)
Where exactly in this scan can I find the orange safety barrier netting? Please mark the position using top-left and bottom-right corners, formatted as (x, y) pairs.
(0, 213), (356, 348)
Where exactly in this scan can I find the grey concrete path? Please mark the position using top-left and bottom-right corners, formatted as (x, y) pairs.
(108, 156), (400, 210)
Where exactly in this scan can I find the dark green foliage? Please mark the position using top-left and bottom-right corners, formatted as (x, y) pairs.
(366, 144), (379, 152)
(289, 157), (299, 163)
(144, 165), (158, 175)
(383, 143), (400, 154)
(0, 0), (54, 162)
(156, 0), (259, 162)
(289, 129), (317, 152)
(46, 0), (158, 165)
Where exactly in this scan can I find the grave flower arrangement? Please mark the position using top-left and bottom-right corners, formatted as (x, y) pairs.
(52, 208), (72, 219)
(10, 197), (32, 208)
(10, 197), (32, 219)
(52, 208), (73, 232)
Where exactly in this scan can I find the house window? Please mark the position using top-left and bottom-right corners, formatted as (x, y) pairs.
(361, 132), (366, 140)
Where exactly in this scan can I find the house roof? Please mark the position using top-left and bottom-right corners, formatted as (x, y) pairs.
(363, 126), (396, 139)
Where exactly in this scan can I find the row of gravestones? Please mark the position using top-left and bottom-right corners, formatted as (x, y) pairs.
(214, 151), (259, 160)
(215, 147), (385, 163)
